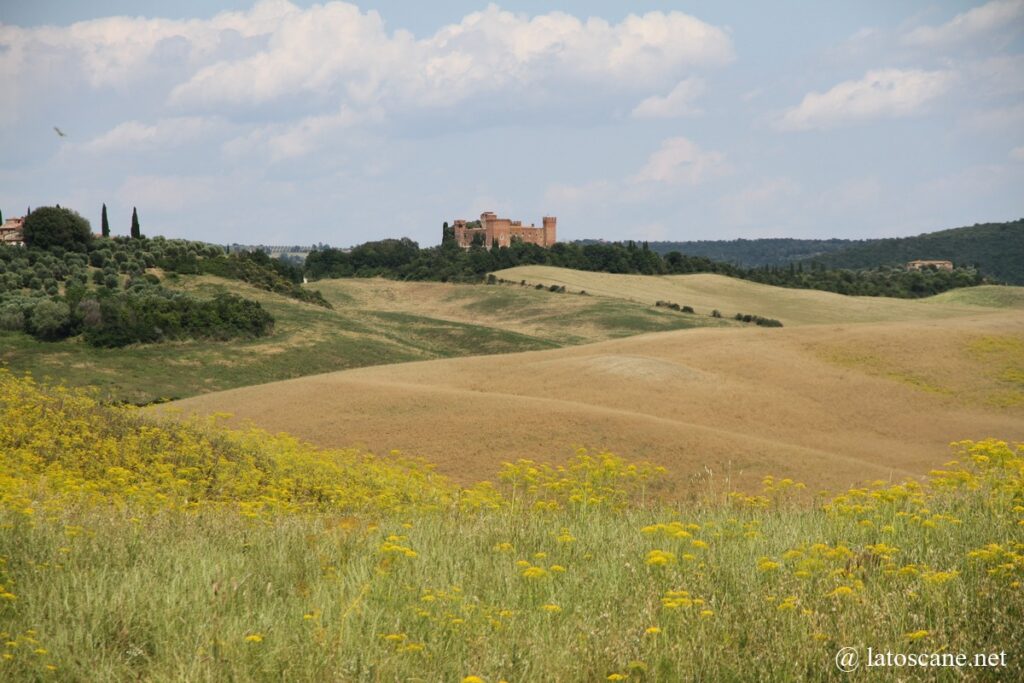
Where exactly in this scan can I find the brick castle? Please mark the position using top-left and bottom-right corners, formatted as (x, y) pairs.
(452, 212), (556, 249)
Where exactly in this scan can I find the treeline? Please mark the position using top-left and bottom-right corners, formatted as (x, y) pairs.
(1, 286), (273, 347)
(304, 237), (985, 299)
(635, 238), (855, 268)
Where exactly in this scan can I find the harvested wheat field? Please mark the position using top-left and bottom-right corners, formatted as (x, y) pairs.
(165, 275), (1024, 495)
(493, 265), (1008, 326)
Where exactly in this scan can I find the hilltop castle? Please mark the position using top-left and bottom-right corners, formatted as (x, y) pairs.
(451, 212), (556, 249)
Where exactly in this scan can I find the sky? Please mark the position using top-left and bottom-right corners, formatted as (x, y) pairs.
(0, 1), (1022, 247)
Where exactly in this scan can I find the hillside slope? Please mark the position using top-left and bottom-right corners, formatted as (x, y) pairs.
(492, 266), (1014, 326)
(643, 237), (855, 266)
(0, 275), (730, 403)
(641, 220), (1024, 283)
(165, 304), (1024, 493)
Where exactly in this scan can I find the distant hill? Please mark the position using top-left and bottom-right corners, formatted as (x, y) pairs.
(807, 220), (1024, 284)
(640, 238), (856, 267)
(625, 219), (1024, 284)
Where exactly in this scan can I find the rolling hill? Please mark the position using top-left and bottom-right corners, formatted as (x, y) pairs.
(0, 274), (732, 404)
(492, 266), (1009, 326)
(164, 270), (1024, 494)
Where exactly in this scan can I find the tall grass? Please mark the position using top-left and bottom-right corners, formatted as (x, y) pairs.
(1, 371), (1021, 680)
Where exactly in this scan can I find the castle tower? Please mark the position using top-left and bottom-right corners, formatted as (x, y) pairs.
(542, 216), (557, 246)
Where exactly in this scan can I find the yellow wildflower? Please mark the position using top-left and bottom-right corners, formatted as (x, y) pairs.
(646, 549), (675, 566)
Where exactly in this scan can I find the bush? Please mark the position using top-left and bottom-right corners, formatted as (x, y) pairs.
(28, 299), (72, 340)
(81, 290), (274, 348)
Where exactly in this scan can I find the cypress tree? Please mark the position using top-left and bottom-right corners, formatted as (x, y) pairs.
(130, 207), (140, 239)
(101, 203), (110, 238)
(0, 208), (3, 224)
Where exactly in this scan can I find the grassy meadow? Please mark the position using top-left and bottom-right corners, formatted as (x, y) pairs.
(1, 371), (1022, 681)
(0, 275), (731, 404)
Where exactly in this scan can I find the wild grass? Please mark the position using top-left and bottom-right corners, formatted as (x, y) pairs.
(1, 372), (1022, 681)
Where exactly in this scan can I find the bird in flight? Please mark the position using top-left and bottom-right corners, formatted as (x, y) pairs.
(53, 126), (66, 137)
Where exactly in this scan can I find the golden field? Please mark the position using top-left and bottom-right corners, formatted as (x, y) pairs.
(493, 266), (1022, 326)
(166, 271), (1024, 494)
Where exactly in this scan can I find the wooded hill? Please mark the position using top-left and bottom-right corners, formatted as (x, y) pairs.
(642, 219), (1024, 284)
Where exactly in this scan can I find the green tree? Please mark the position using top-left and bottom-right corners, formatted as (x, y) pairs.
(101, 203), (110, 238)
(130, 207), (141, 239)
(21, 206), (93, 251)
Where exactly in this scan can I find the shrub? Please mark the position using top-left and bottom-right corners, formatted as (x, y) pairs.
(28, 298), (72, 340)
(81, 290), (274, 348)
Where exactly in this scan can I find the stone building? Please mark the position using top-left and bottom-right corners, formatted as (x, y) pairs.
(451, 212), (556, 249)
(0, 217), (24, 247)
(906, 259), (954, 271)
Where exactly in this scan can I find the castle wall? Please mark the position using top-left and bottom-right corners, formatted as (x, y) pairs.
(451, 212), (556, 249)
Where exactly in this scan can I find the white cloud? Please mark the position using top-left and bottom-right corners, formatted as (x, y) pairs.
(903, 0), (1024, 49)
(0, 2), (733, 153)
(631, 78), (705, 119)
(223, 105), (380, 161)
(0, 1), (296, 90)
(544, 137), (727, 210)
(631, 137), (728, 186)
(82, 117), (223, 153)
(778, 68), (954, 131)
(169, 5), (733, 110)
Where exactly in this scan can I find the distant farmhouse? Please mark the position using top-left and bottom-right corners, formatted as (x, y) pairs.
(452, 211), (556, 249)
(906, 259), (954, 271)
(0, 216), (25, 247)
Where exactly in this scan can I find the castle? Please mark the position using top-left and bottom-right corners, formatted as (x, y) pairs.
(451, 212), (556, 249)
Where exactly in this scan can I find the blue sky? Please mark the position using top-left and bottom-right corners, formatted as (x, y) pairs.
(1, 1), (1022, 246)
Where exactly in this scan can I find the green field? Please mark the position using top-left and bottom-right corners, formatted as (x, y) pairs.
(0, 275), (731, 404)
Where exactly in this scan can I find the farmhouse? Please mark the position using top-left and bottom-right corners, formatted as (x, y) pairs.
(452, 212), (556, 249)
(0, 217), (24, 247)
(906, 259), (954, 271)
